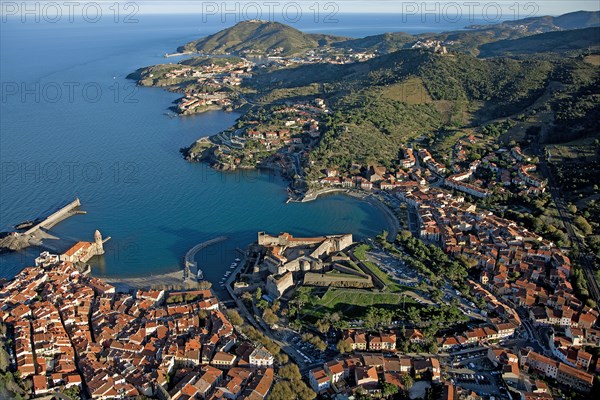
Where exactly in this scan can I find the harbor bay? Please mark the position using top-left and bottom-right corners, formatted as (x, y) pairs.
(0, 15), (393, 292)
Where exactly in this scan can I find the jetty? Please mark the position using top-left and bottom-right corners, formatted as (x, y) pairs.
(25, 198), (83, 235)
(164, 51), (193, 58)
(184, 236), (228, 281)
(0, 198), (84, 252)
(300, 188), (345, 202)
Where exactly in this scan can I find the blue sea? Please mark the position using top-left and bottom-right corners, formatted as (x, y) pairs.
(0, 12), (484, 293)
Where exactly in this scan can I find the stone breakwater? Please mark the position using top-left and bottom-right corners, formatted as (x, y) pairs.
(0, 198), (82, 252)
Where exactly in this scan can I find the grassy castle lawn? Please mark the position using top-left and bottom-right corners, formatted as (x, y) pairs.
(300, 287), (415, 321)
(296, 242), (416, 324)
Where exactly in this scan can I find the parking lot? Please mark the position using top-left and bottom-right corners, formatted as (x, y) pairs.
(445, 352), (510, 399)
(365, 248), (420, 287)
(274, 328), (333, 368)
(364, 244), (488, 317)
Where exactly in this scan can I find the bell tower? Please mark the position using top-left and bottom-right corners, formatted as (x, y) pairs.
(94, 230), (105, 255)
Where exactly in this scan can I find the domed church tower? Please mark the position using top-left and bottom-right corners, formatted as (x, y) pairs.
(94, 230), (105, 255)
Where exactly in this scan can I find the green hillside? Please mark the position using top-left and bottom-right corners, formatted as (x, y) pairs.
(473, 10), (600, 31)
(178, 20), (346, 56)
(176, 12), (599, 57)
(251, 48), (553, 117)
(331, 32), (417, 53)
(179, 56), (246, 67)
(419, 10), (600, 55)
(478, 27), (600, 57)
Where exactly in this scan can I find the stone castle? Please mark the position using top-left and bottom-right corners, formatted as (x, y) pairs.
(255, 232), (354, 299)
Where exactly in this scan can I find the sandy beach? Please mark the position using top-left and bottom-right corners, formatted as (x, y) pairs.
(103, 270), (185, 292)
(347, 192), (400, 241)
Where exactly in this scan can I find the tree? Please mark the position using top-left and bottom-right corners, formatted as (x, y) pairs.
(294, 287), (311, 308)
(574, 216), (592, 235)
(273, 363), (316, 400)
(279, 363), (302, 381)
(336, 339), (353, 354)
(62, 385), (81, 400)
(263, 308), (279, 325)
(255, 287), (262, 300)
(241, 292), (253, 302)
(329, 312), (341, 324)
(586, 298), (597, 309)
(401, 373), (414, 390)
(296, 381), (317, 400)
(0, 347), (9, 371)
(399, 230), (412, 240)
(257, 300), (269, 310)
(197, 280), (212, 290)
(225, 309), (243, 326)
(269, 381), (294, 400)
(276, 352), (289, 364)
(382, 382), (399, 397)
(271, 299), (281, 313)
(314, 339), (327, 352)
(315, 318), (330, 333)
(289, 319), (302, 331)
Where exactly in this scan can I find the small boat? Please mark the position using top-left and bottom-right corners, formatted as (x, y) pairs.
(14, 217), (42, 230)
(231, 263), (237, 267)
(15, 221), (35, 230)
(230, 266), (236, 269)
(235, 258), (240, 262)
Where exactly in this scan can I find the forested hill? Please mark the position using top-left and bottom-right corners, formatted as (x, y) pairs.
(178, 19), (346, 56)
(467, 10), (600, 31)
(175, 11), (600, 57)
(478, 27), (600, 57)
(251, 49), (554, 116)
